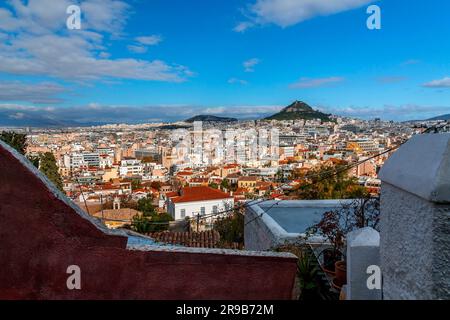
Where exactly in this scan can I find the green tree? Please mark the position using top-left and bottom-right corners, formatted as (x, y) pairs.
(130, 178), (142, 190)
(0, 131), (27, 155)
(131, 196), (173, 233)
(137, 196), (156, 216)
(293, 163), (368, 200)
(1, 132), (64, 191)
(209, 182), (219, 189)
(220, 179), (230, 190)
(39, 152), (64, 191)
(27, 155), (40, 169)
(214, 212), (244, 247)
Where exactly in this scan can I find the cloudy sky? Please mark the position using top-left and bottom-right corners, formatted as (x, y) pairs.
(0, 0), (449, 125)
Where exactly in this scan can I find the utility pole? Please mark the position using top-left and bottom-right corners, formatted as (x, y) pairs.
(100, 194), (104, 221)
(196, 213), (200, 233)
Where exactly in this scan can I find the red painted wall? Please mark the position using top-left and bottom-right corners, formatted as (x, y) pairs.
(0, 144), (297, 300)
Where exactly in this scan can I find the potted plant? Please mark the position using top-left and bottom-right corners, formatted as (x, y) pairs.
(312, 210), (345, 277)
(308, 196), (380, 289)
(273, 241), (322, 300)
(297, 250), (321, 300)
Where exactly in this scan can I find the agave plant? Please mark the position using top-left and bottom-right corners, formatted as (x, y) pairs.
(297, 252), (319, 292)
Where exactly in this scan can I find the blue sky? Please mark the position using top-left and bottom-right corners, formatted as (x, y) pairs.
(0, 0), (449, 125)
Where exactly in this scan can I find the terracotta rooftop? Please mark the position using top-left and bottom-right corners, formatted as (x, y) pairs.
(92, 208), (141, 221)
(238, 176), (259, 182)
(148, 230), (221, 248)
(170, 186), (232, 203)
(177, 171), (193, 176)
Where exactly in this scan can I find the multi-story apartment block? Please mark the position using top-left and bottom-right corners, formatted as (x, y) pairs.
(119, 158), (143, 177)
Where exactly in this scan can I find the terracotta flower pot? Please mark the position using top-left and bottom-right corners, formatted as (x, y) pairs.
(334, 260), (347, 287)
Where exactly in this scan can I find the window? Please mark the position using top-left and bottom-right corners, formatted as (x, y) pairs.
(180, 209), (186, 219)
(213, 206), (218, 214)
(200, 207), (205, 215)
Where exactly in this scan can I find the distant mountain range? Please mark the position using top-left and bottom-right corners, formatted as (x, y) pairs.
(0, 114), (93, 128)
(185, 115), (238, 123)
(427, 114), (450, 121)
(1, 100), (448, 128)
(264, 100), (332, 122)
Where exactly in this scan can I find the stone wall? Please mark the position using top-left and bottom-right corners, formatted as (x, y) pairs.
(379, 133), (450, 299)
(380, 183), (450, 299)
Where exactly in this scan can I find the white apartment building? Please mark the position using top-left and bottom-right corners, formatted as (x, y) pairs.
(99, 154), (113, 169)
(167, 186), (234, 221)
(64, 153), (85, 169)
(119, 158), (143, 176)
(82, 152), (100, 167)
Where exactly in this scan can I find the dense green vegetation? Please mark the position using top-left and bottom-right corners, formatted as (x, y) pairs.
(130, 196), (173, 233)
(1, 131), (64, 191)
(0, 131), (28, 155)
(292, 163), (368, 200)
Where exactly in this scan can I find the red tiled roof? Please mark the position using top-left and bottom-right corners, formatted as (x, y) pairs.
(170, 186), (232, 203)
(177, 171), (193, 176)
(148, 230), (220, 248)
(165, 191), (178, 198)
(132, 188), (147, 193)
(223, 164), (239, 169)
(148, 230), (242, 249)
(238, 176), (258, 182)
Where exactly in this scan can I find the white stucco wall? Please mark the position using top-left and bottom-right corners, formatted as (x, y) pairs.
(169, 198), (234, 220)
(380, 183), (450, 299)
(379, 133), (450, 300)
(245, 203), (284, 251)
(244, 200), (339, 251)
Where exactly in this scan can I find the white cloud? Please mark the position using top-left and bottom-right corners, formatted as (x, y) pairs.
(0, 81), (66, 103)
(2, 102), (448, 124)
(127, 44), (148, 54)
(135, 35), (163, 46)
(233, 22), (254, 33)
(235, 0), (374, 30)
(0, 0), (130, 35)
(243, 58), (260, 72)
(0, 103), (284, 124)
(128, 35), (162, 54)
(323, 104), (450, 120)
(9, 112), (25, 119)
(0, 1), (192, 82)
(81, 0), (130, 34)
(228, 78), (248, 85)
(290, 77), (344, 88)
(98, 51), (111, 58)
(423, 77), (450, 88)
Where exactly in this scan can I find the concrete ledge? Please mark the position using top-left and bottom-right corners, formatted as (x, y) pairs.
(379, 133), (450, 203)
(244, 200), (355, 251)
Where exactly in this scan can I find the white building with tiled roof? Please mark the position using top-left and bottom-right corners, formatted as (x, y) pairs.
(167, 186), (234, 221)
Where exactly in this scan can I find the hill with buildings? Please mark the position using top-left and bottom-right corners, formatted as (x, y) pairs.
(185, 115), (238, 123)
(265, 100), (332, 122)
(427, 114), (450, 121)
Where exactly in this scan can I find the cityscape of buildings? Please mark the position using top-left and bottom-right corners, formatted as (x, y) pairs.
(3, 113), (444, 232)
(0, 0), (449, 304)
